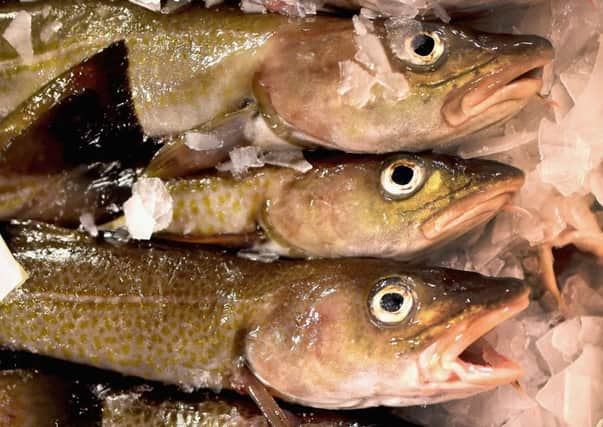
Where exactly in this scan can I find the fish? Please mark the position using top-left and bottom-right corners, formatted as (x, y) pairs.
(0, 1), (553, 164)
(0, 369), (77, 426)
(159, 152), (525, 259)
(1, 151), (525, 259)
(1, 221), (529, 412)
(100, 387), (391, 427)
(0, 363), (394, 427)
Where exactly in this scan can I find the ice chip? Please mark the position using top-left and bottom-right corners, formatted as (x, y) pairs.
(590, 169), (603, 206)
(79, 212), (99, 237)
(184, 131), (223, 151)
(535, 368), (566, 422)
(2, 11), (34, 65)
(562, 273), (603, 317)
(124, 178), (174, 240)
(537, 345), (603, 427)
(39, 20), (62, 44)
(578, 317), (603, 347)
(0, 234), (28, 301)
(337, 60), (376, 108)
(129, 0), (162, 11)
(239, 0), (267, 13)
(261, 150), (312, 173)
(217, 146), (264, 175)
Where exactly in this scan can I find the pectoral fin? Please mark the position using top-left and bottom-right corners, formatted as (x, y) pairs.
(144, 106), (256, 179)
(235, 364), (292, 427)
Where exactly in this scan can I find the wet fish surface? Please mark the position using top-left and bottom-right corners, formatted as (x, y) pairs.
(0, 222), (529, 409)
(0, 152), (524, 259)
(0, 1), (552, 155)
(161, 153), (524, 259)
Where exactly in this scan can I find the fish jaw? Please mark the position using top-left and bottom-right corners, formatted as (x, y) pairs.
(419, 169), (525, 246)
(441, 34), (554, 130)
(415, 291), (528, 394)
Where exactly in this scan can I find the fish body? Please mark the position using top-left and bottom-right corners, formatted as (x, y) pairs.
(1, 152), (524, 259)
(100, 389), (387, 427)
(0, 1), (552, 154)
(1, 222), (529, 409)
(163, 152), (524, 259)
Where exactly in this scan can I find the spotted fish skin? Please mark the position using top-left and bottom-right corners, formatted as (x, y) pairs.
(0, 223), (277, 391)
(0, 222), (528, 409)
(166, 168), (295, 237)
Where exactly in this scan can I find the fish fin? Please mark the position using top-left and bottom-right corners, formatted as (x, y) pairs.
(0, 40), (158, 175)
(0, 164), (137, 226)
(154, 232), (262, 249)
(144, 106), (257, 179)
(236, 364), (292, 427)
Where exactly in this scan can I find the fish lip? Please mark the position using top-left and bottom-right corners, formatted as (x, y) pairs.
(420, 288), (530, 387)
(420, 178), (524, 241)
(441, 55), (551, 127)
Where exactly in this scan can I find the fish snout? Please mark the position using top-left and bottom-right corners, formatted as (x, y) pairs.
(442, 33), (553, 128)
(420, 161), (524, 242)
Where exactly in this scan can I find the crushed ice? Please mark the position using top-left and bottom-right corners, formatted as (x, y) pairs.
(2, 10), (33, 65)
(217, 146), (312, 175)
(410, 1), (603, 426)
(0, 233), (28, 301)
(123, 177), (174, 240)
(79, 212), (99, 237)
(337, 15), (410, 108)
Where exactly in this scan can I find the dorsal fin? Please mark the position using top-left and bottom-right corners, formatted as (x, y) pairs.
(0, 40), (159, 175)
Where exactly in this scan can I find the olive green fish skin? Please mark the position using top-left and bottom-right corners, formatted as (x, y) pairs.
(0, 1), (285, 134)
(165, 153), (524, 259)
(1, 1), (552, 153)
(0, 222), (528, 409)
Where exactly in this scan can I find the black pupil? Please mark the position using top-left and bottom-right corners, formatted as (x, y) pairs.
(380, 292), (404, 313)
(412, 34), (435, 57)
(392, 165), (414, 186)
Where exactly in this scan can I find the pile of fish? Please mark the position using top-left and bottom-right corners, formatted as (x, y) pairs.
(0, 0), (600, 426)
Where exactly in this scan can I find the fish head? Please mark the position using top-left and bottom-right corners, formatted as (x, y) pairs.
(245, 263), (529, 408)
(261, 153), (524, 258)
(258, 19), (553, 152)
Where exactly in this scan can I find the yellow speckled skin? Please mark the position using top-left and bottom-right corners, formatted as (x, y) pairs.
(167, 168), (295, 236)
(0, 222), (528, 409)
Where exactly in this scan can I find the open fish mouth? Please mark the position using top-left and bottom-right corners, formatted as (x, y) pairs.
(421, 178), (524, 241)
(419, 288), (529, 387)
(441, 56), (551, 127)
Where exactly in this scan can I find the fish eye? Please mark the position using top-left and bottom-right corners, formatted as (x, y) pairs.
(369, 277), (415, 326)
(407, 32), (444, 66)
(380, 156), (427, 200)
